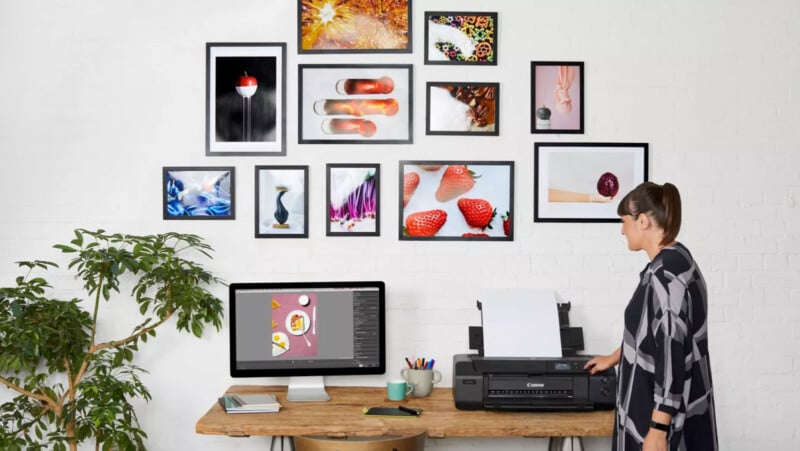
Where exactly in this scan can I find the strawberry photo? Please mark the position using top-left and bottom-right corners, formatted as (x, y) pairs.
(399, 160), (514, 241)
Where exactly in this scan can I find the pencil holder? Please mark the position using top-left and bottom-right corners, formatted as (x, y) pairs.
(400, 368), (442, 397)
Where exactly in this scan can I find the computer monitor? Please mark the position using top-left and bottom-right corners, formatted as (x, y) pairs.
(229, 280), (385, 402)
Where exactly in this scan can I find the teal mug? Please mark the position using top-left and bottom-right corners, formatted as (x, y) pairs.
(387, 379), (413, 401)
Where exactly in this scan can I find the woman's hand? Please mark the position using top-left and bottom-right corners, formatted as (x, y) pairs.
(644, 411), (672, 451)
(583, 347), (621, 375)
(642, 428), (668, 451)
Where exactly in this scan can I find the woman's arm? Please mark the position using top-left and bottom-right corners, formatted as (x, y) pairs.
(548, 188), (613, 203)
(646, 264), (691, 450)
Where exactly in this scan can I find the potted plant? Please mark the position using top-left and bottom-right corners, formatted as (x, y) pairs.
(0, 229), (224, 450)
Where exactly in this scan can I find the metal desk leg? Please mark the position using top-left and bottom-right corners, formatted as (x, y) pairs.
(548, 436), (584, 451)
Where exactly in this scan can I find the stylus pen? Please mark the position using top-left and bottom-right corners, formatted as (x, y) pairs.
(398, 405), (421, 416)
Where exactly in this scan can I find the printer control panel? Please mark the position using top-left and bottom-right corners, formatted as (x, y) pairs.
(551, 360), (586, 372)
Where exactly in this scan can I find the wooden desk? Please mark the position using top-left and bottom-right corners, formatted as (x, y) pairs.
(196, 385), (613, 439)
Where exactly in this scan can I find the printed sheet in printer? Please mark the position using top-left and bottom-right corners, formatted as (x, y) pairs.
(479, 288), (562, 358)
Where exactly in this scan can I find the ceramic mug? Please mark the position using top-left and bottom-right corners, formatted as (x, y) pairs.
(387, 379), (413, 401)
(400, 368), (442, 397)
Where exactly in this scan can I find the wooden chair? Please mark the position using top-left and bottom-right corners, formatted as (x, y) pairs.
(293, 432), (426, 451)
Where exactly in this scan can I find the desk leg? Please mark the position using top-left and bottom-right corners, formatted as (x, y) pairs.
(271, 435), (294, 451)
(548, 436), (584, 451)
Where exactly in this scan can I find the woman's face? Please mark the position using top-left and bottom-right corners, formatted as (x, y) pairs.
(620, 214), (642, 251)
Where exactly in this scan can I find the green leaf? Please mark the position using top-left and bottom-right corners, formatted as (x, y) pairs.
(52, 244), (76, 253)
(70, 229), (84, 247)
(191, 319), (203, 338)
(28, 277), (50, 287)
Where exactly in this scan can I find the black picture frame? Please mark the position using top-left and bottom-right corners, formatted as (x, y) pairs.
(255, 165), (309, 238)
(298, 64), (413, 144)
(399, 161), (514, 241)
(534, 142), (649, 223)
(326, 163), (380, 237)
(162, 166), (235, 220)
(531, 61), (584, 134)
(298, 0), (412, 54)
(206, 43), (287, 156)
(424, 11), (497, 65)
(426, 82), (499, 136)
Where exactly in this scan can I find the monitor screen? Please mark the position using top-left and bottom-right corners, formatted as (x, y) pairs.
(229, 281), (385, 400)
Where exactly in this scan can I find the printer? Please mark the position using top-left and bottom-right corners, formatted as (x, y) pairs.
(453, 354), (615, 411)
(453, 301), (616, 411)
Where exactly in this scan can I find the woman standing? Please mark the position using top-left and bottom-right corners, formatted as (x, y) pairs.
(584, 182), (718, 451)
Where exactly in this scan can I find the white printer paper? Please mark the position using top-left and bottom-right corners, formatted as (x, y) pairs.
(479, 288), (562, 358)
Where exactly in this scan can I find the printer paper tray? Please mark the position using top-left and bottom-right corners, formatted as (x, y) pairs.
(483, 403), (595, 411)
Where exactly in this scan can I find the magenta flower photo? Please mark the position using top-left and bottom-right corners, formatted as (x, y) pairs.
(326, 164), (380, 236)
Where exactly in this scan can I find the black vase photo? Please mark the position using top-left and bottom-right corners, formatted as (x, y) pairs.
(273, 186), (289, 228)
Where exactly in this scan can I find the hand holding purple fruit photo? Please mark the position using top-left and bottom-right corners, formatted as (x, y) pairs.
(548, 171), (619, 203)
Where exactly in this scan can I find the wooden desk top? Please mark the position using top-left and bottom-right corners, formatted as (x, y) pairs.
(196, 385), (614, 439)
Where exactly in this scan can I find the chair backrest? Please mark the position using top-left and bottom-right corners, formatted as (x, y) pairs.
(293, 432), (426, 451)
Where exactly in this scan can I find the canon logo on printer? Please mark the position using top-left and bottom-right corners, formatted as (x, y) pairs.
(526, 382), (545, 388)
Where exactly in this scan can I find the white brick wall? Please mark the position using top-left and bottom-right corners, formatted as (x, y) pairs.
(1, 1), (798, 450)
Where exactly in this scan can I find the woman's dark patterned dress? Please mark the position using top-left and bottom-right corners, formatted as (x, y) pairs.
(614, 243), (718, 451)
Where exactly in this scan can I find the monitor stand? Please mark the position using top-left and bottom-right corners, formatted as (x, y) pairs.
(286, 376), (331, 402)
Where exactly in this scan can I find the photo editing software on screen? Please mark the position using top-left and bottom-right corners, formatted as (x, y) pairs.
(232, 285), (382, 372)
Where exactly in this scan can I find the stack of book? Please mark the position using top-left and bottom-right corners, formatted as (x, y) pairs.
(218, 393), (282, 413)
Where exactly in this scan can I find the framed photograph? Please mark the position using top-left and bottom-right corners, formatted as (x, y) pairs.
(255, 166), (309, 238)
(426, 82), (499, 136)
(534, 143), (648, 223)
(424, 11), (497, 65)
(298, 0), (411, 53)
(326, 164), (380, 236)
(206, 43), (286, 156)
(531, 61), (584, 134)
(299, 64), (413, 144)
(399, 161), (514, 241)
(162, 166), (234, 220)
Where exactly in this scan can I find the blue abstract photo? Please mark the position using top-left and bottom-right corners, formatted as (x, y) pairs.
(163, 167), (235, 220)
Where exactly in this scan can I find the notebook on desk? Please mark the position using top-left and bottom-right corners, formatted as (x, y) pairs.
(218, 393), (282, 413)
